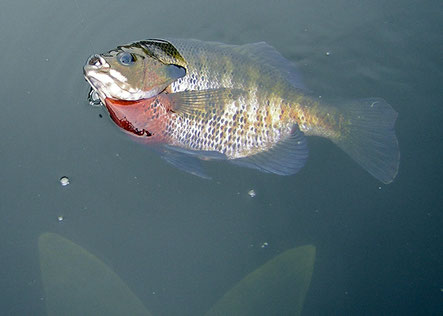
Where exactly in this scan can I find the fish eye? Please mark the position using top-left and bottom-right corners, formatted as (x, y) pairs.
(117, 52), (136, 66)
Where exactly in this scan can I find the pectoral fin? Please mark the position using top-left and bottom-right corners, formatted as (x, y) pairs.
(160, 146), (212, 179)
(167, 88), (246, 116)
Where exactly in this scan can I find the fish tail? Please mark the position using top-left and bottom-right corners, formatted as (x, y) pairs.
(332, 98), (400, 183)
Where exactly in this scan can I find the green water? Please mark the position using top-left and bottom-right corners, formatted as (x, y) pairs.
(0, 0), (442, 315)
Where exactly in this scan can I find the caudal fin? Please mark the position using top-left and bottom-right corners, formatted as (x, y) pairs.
(332, 98), (400, 184)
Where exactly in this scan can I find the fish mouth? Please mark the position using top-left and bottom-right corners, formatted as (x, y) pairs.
(83, 54), (111, 103)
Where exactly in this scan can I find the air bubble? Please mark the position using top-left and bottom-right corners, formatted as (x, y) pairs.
(60, 176), (70, 186)
(88, 88), (102, 107)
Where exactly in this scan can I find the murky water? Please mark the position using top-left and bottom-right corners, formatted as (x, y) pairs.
(1, 0), (442, 315)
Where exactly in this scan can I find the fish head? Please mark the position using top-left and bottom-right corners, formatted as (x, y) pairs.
(83, 39), (187, 102)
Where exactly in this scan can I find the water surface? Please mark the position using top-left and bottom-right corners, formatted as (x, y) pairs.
(1, 0), (442, 315)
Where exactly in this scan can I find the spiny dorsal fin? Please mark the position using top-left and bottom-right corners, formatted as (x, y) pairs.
(233, 42), (306, 90)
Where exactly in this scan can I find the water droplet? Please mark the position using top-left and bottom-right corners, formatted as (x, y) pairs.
(325, 51), (331, 56)
(60, 176), (70, 186)
(248, 189), (256, 198)
(88, 88), (102, 107)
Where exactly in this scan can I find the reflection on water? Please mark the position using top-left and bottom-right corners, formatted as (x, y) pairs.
(0, 0), (442, 315)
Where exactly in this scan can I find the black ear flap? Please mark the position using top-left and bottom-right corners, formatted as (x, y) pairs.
(138, 39), (188, 69)
(165, 64), (186, 80)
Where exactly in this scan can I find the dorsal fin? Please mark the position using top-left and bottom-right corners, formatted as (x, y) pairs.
(233, 42), (306, 90)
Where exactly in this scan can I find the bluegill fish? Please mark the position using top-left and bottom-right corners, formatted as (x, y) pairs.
(84, 39), (400, 183)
